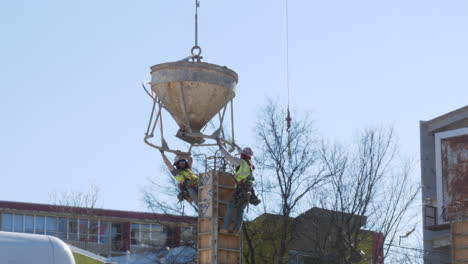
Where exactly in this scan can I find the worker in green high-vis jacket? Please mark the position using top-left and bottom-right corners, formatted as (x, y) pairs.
(160, 150), (198, 206)
(217, 141), (261, 234)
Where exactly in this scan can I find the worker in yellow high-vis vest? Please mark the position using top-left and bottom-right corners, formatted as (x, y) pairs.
(217, 141), (261, 234)
(160, 150), (198, 206)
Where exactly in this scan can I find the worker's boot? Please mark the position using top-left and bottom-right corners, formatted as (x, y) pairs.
(249, 191), (261, 206)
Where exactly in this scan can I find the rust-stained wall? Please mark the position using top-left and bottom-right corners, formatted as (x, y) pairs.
(442, 135), (468, 221)
(420, 106), (468, 264)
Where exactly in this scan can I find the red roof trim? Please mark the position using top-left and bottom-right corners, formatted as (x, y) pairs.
(0, 200), (196, 224)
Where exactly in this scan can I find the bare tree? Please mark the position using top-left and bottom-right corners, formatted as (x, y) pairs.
(142, 175), (197, 217)
(142, 161), (203, 250)
(50, 183), (100, 209)
(49, 182), (103, 251)
(252, 100), (329, 264)
(243, 100), (420, 264)
(302, 127), (420, 263)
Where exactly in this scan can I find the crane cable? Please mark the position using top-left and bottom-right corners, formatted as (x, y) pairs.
(285, 0), (292, 159)
(195, 0), (199, 47)
(190, 0), (203, 61)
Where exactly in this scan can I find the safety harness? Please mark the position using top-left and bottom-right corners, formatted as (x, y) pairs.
(175, 169), (198, 203)
(175, 169), (198, 187)
(233, 159), (256, 206)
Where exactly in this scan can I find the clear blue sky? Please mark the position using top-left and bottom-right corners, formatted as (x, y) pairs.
(1, 0), (466, 212)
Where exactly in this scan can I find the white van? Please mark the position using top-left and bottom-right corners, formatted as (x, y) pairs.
(0, 231), (75, 264)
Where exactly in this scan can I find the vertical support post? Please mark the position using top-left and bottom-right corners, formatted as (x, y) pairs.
(211, 169), (219, 263)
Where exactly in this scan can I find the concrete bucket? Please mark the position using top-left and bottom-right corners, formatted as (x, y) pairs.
(150, 61), (238, 144)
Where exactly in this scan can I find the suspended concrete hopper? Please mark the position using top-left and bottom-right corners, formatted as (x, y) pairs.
(150, 61), (238, 144)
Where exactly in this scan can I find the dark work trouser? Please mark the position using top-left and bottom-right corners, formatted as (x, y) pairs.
(223, 200), (248, 232)
(223, 184), (250, 232)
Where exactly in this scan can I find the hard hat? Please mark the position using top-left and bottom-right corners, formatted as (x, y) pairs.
(174, 156), (187, 163)
(173, 159), (190, 169)
(174, 158), (189, 164)
(241, 147), (254, 157)
(173, 154), (193, 168)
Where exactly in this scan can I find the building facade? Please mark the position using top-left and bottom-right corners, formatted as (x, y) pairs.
(0, 200), (196, 257)
(420, 105), (468, 263)
(290, 208), (383, 264)
(242, 208), (384, 264)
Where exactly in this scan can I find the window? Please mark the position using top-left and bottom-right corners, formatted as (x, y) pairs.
(151, 224), (167, 246)
(35, 216), (45, 234)
(100, 221), (109, 244)
(288, 252), (316, 264)
(425, 205), (437, 227)
(131, 223), (140, 245)
(46, 217), (56, 236)
(111, 223), (124, 251)
(13, 214), (24, 232)
(24, 215), (34, 233)
(89, 221), (98, 242)
(140, 224), (151, 245)
(181, 226), (194, 244)
(79, 219), (89, 242)
(68, 218), (78, 240)
(1, 213), (13, 231)
(58, 218), (67, 240)
(129, 223), (167, 247)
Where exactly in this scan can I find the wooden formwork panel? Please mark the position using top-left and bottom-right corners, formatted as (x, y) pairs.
(221, 219), (237, 231)
(219, 202), (227, 216)
(219, 205), (240, 230)
(453, 248), (468, 262)
(199, 202), (213, 218)
(453, 235), (468, 248)
(218, 233), (240, 250)
(219, 172), (236, 186)
(200, 187), (213, 203)
(198, 170), (240, 264)
(199, 234), (212, 248)
(218, 218), (226, 230)
(452, 222), (468, 263)
(219, 188), (234, 201)
(453, 221), (468, 234)
(218, 250), (240, 264)
(199, 250), (212, 264)
(199, 218), (212, 233)
(199, 172), (214, 219)
(199, 171), (214, 186)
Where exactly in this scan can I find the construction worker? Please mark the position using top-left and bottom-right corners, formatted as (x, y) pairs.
(160, 150), (198, 206)
(217, 140), (261, 234)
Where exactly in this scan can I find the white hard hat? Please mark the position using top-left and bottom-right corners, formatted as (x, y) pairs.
(241, 147), (254, 157)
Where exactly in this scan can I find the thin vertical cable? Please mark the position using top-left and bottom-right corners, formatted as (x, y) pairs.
(195, 0), (200, 47)
(285, 0), (290, 107)
(285, 0), (292, 159)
